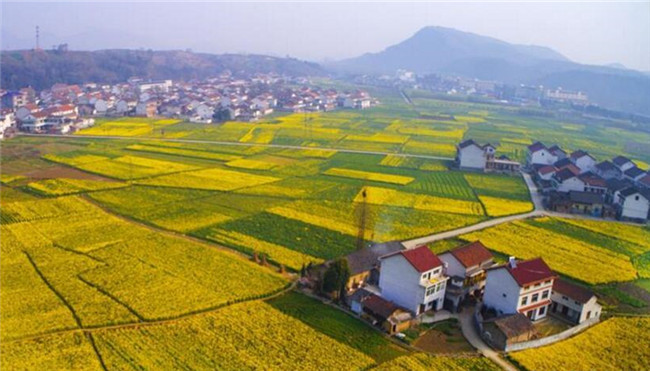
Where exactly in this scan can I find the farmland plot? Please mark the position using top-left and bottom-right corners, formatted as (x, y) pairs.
(135, 167), (280, 191)
(374, 353), (500, 371)
(324, 167), (415, 185)
(26, 178), (127, 196)
(357, 186), (484, 216)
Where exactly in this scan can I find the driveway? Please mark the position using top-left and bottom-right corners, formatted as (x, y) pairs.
(458, 307), (518, 371)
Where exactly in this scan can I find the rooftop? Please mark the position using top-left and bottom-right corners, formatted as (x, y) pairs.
(449, 241), (494, 268)
(553, 279), (595, 304)
(504, 257), (556, 287)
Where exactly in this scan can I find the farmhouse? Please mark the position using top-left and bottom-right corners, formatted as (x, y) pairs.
(569, 150), (596, 174)
(456, 139), (520, 173)
(344, 241), (404, 291)
(482, 313), (539, 351)
(612, 155), (635, 173)
(624, 167), (646, 182)
(378, 245), (448, 315)
(549, 191), (609, 217)
(439, 241), (495, 311)
(483, 257), (556, 321)
(550, 279), (601, 325)
(594, 160), (621, 180)
(526, 142), (556, 167)
(615, 187), (650, 222)
(551, 168), (585, 193)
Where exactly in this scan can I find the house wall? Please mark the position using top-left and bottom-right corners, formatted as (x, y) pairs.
(439, 253), (465, 278)
(527, 149), (556, 166)
(579, 298), (602, 323)
(556, 177), (585, 193)
(459, 145), (486, 170)
(574, 157), (596, 173)
(379, 255), (424, 314)
(618, 162), (635, 173)
(621, 195), (650, 220)
(483, 269), (520, 315)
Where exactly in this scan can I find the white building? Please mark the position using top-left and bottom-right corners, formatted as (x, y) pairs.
(138, 80), (172, 93)
(551, 279), (601, 325)
(378, 245), (448, 315)
(526, 142), (557, 167)
(483, 257), (556, 321)
(616, 187), (650, 222)
(569, 150), (596, 174)
(439, 241), (495, 311)
(551, 168), (585, 193)
(612, 156), (635, 173)
(456, 139), (495, 170)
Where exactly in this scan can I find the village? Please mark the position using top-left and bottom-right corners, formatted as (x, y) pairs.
(299, 136), (648, 358)
(0, 74), (377, 138)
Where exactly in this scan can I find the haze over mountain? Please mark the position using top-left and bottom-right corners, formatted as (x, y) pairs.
(0, 49), (325, 91)
(336, 26), (650, 115)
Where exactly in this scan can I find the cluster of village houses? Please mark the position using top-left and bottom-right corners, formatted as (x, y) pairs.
(339, 240), (601, 351)
(455, 138), (650, 223)
(0, 73), (376, 138)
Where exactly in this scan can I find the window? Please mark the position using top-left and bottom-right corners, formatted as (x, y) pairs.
(538, 306), (546, 316)
(635, 195), (639, 201)
(532, 293), (539, 303)
(562, 295), (569, 300)
(544, 280), (551, 285)
(542, 290), (549, 299)
(587, 311), (591, 319)
(433, 268), (440, 275)
(524, 285), (530, 291)
(426, 286), (435, 296)
(574, 300), (581, 306)
(521, 296), (528, 306)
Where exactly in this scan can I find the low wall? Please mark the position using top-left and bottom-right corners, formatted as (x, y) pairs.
(505, 317), (599, 352)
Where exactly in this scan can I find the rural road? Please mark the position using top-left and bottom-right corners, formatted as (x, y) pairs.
(458, 308), (518, 371)
(17, 133), (455, 162)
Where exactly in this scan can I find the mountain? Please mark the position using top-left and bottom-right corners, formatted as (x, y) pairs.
(0, 49), (326, 91)
(336, 26), (650, 115)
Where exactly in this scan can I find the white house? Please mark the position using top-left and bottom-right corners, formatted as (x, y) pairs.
(612, 156), (635, 173)
(551, 168), (585, 193)
(439, 241), (495, 311)
(616, 187), (650, 222)
(551, 279), (601, 325)
(378, 245), (448, 315)
(19, 112), (48, 133)
(536, 165), (557, 181)
(456, 139), (495, 170)
(548, 145), (567, 160)
(483, 257), (556, 321)
(526, 142), (556, 167)
(570, 150), (596, 174)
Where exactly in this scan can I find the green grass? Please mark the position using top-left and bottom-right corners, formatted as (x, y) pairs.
(267, 292), (408, 364)
(199, 212), (358, 260)
(636, 279), (650, 293)
(463, 173), (530, 201)
(405, 171), (476, 201)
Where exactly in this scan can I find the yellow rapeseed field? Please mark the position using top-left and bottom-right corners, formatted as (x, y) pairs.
(225, 158), (277, 170)
(357, 186), (484, 216)
(374, 353), (500, 371)
(126, 144), (242, 161)
(324, 168), (415, 185)
(561, 218), (650, 253)
(1, 332), (103, 370)
(92, 302), (375, 370)
(461, 221), (637, 284)
(26, 178), (127, 196)
(479, 195), (534, 217)
(136, 167), (280, 191)
(511, 317), (650, 371)
(346, 133), (409, 144)
(205, 228), (323, 270)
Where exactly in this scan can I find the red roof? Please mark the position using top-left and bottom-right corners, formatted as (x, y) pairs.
(383, 245), (442, 273)
(553, 279), (595, 304)
(450, 241), (494, 268)
(538, 165), (556, 175)
(506, 258), (556, 287)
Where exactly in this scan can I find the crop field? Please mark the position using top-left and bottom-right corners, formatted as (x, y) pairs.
(358, 186), (484, 216)
(76, 117), (182, 137)
(478, 196), (534, 217)
(26, 178), (127, 196)
(373, 353), (500, 371)
(460, 218), (640, 284)
(135, 167), (281, 190)
(510, 317), (650, 371)
(324, 167), (415, 185)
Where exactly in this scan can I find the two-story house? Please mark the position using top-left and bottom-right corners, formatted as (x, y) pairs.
(439, 241), (495, 311)
(616, 187), (650, 222)
(378, 246), (448, 315)
(551, 279), (601, 325)
(570, 150), (596, 174)
(526, 142), (556, 167)
(551, 168), (585, 193)
(612, 156), (635, 173)
(456, 139), (495, 171)
(483, 257), (556, 321)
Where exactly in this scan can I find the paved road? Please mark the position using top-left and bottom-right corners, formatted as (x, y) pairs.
(17, 133), (454, 162)
(458, 308), (518, 371)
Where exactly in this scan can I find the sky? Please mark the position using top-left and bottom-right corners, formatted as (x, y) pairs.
(2, 1), (649, 71)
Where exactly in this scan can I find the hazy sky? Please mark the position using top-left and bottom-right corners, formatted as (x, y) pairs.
(2, 1), (649, 71)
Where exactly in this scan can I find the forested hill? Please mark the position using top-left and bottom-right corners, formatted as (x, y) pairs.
(1, 49), (326, 90)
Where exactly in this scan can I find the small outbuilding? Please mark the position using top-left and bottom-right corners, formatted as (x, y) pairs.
(361, 294), (413, 334)
(482, 313), (538, 350)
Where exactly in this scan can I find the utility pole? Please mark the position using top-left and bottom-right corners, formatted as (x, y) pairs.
(355, 187), (368, 250)
(35, 26), (41, 51)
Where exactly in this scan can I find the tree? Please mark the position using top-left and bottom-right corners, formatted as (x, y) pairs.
(320, 258), (350, 303)
(300, 263), (306, 278)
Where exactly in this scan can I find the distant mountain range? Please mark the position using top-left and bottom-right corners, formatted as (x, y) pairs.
(335, 26), (650, 115)
(0, 49), (325, 91)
